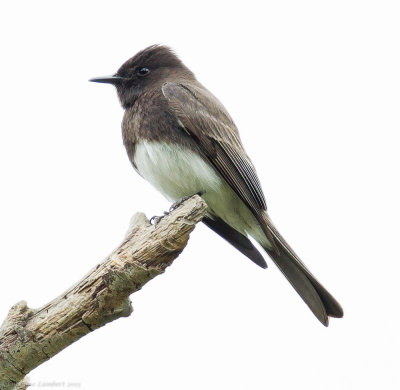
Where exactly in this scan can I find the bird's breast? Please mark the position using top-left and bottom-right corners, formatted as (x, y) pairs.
(133, 140), (264, 243)
(133, 141), (223, 202)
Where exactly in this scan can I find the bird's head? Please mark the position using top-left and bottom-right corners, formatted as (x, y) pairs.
(90, 45), (193, 108)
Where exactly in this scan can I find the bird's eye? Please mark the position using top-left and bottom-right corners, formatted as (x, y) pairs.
(137, 67), (150, 76)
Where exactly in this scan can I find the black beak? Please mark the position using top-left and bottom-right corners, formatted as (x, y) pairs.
(89, 75), (125, 84)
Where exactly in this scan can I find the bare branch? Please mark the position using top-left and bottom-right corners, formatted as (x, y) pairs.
(0, 196), (207, 390)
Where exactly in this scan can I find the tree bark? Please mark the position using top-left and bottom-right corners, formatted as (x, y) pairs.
(0, 196), (207, 390)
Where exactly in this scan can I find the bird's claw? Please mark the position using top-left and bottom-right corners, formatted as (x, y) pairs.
(151, 192), (205, 224)
(150, 211), (170, 225)
(169, 196), (192, 212)
(169, 191), (205, 212)
(150, 215), (164, 225)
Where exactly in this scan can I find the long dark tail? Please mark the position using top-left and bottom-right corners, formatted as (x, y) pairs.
(260, 213), (343, 326)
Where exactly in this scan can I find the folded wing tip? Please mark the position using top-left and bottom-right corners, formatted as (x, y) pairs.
(257, 259), (268, 269)
(328, 305), (344, 319)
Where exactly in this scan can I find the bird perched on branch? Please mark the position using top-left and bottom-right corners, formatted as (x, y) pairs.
(90, 45), (343, 326)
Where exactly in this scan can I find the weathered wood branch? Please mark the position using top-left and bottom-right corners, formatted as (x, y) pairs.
(0, 196), (207, 390)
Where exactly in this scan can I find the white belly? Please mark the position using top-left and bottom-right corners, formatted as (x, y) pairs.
(134, 141), (222, 203)
(133, 141), (268, 246)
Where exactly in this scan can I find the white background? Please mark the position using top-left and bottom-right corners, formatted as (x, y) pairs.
(0, 1), (399, 389)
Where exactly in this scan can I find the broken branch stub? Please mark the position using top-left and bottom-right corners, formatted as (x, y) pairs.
(0, 195), (207, 390)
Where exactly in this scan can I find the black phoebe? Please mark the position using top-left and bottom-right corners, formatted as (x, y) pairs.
(90, 45), (343, 326)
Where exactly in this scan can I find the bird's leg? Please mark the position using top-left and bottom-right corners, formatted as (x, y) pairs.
(169, 191), (205, 212)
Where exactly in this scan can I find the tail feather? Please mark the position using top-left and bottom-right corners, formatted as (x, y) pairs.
(260, 213), (343, 326)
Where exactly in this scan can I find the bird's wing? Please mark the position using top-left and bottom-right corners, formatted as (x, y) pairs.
(202, 216), (267, 268)
(162, 81), (267, 214)
(162, 83), (345, 324)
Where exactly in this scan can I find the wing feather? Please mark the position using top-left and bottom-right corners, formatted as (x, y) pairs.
(162, 82), (267, 213)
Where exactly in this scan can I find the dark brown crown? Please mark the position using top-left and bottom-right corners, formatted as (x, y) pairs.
(117, 45), (186, 76)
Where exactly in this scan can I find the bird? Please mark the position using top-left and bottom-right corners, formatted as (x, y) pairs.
(90, 45), (343, 326)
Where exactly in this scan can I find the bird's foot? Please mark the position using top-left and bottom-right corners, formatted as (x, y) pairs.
(149, 211), (169, 225)
(169, 191), (205, 212)
(151, 192), (205, 225)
